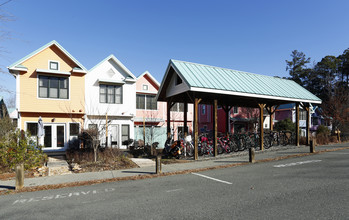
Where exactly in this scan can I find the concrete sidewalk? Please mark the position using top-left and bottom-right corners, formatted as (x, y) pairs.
(1, 142), (348, 192)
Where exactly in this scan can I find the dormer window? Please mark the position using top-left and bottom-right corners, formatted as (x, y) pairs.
(49, 61), (59, 70)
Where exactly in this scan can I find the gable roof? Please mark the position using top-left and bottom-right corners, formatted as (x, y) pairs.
(158, 59), (322, 105)
(89, 54), (136, 80)
(138, 71), (160, 87)
(7, 40), (88, 73)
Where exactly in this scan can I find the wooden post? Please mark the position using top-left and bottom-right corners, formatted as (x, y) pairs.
(225, 106), (229, 136)
(306, 104), (310, 146)
(296, 103), (300, 146)
(258, 104), (266, 151)
(213, 100), (218, 157)
(156, 155), (162, 174)
(310, 139), (315, 153)
(249, 147), (255, 163)
(143, 116), (146, 145)
(184, 102), (188, 137)
(15, 163), (24, 190)
(167, 101), (171, 139)
(194, 98), (200, 160)
(269, 106), (273, 131)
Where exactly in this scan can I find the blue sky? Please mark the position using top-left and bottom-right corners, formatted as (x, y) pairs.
(1, 0), (349, 106)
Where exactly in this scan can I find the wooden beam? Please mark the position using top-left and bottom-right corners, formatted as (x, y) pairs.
(213, 99), (218, 157)
(184, 101), (188, 136)
(296, 103), (300, 146)
(258, 104), (266, 151)
(194, 98), (199, 160)
(305, 103), (310, 146)
(166, 101), (171, 139)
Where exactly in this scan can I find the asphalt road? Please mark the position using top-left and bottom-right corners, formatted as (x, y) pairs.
(1, 149), (348, 219)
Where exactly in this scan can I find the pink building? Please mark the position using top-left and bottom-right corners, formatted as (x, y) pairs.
(198, 105), (263, 135)
(135, 71), (193, 147)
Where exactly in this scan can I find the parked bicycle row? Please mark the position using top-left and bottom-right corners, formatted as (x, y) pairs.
(163, 131), (296, 158)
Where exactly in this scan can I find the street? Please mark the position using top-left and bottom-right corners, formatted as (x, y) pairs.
(1, 149), (348, 219)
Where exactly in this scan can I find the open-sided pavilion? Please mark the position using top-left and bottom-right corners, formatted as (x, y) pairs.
(157, 60), (322, 160)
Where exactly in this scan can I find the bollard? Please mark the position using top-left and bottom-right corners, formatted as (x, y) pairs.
(310, 140), (315, 153)
(156, 155), (162, 174)
(249, 147), (255, 163)
(15, 163), (24, 190)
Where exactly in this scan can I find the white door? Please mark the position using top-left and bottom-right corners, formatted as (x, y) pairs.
(44, 124), (65, 148)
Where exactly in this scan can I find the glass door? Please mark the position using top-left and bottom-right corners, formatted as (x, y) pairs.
(44, 125), (52, 148)
(43, 124), (65, 149)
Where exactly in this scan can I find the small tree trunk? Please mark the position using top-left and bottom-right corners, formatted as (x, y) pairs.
(15, 163), (24, 190)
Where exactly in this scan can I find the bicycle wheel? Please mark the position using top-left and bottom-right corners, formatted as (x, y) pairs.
(264, 136), (271, 149)
(230, 140), (238, 152)
(217, 143), (224, 154)
(186, 142), (194, 157)
(238, 138), (246, 151)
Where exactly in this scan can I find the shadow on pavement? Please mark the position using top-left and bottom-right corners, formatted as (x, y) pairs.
(0, 185), (15, 190)
(122, 171), (154, 174)
(214, 161), (246, 163)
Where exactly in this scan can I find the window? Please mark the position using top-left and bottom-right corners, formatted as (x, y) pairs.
(233, 107), (239, 114)
(88, 124), (98, 131)
(312, 117), (319, 126)
(202, 105), (206, 115)
(142, 85), (148, 91)
(171, 103), (186, 112)
(122, 124), (130, 144)
(49, 61), (59, 70)
(136, 94), (157, 110)
(99, 84), (123, 104)
(70, 123), (80, 136)
(39, 75), (69, 99)
(175, 74), (182, 85)
(300, 110), (307, 120)
(27, 123), (38, 136)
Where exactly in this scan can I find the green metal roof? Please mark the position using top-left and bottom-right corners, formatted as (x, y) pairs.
(168, 59), (321, 104)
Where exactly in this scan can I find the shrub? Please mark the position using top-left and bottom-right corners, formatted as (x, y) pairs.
(0, 129), (47, 171)
(274, 118), (296, 132)
(316, 125), (330, 136)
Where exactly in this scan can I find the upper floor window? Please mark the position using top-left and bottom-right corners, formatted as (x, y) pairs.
(233, 107), (239, 114)
(49, 61), (59, 70)
(39, 75), (69, 99)
(99, 84), (122, 104)
(136, 94), (157, 110)
(142, 85), (148, 91)
(171, 102), (186, 112)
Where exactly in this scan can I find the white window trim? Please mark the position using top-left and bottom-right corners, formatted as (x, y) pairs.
(48, 60), (60, 71)
(142, 84), (149, 91)
(37, 74), (71, 101)
(136, 94), (158, 111)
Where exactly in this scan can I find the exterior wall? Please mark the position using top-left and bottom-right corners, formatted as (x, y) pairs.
(135, 72), (194, 147)
(85, 59), (136, 117)
(85, 57), (136, 149)
(14, 44), (85, 151)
